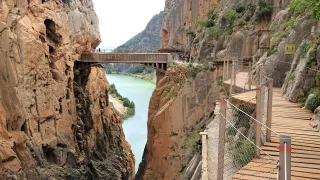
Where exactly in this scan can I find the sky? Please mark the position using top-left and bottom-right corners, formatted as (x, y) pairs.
(93, 0), (165, 49)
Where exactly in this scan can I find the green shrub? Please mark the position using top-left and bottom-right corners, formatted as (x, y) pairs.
(300, 43), (310, 57)
(255, 0), (274, 22)
(289, 0), (320, 19)
(270, 46), (278, 55)
(205, 19), (215, 27)
(207, 27), (221, 39)
(306, 93), (320, 112)
(196, 19), (207, 30)
(186, 29), (196, 39)
(279, 32), (288, 38)
(227, 137), (256, 167)
(224, 9), (240, 23)
(206, 4), (218, 20)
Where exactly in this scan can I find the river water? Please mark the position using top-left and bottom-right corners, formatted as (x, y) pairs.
(106, 74), (155, 171)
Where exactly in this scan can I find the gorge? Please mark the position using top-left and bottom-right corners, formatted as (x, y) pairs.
(1, 0), (320, 179)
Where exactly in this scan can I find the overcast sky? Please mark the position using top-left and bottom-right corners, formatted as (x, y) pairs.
(92, 0), (165, 49)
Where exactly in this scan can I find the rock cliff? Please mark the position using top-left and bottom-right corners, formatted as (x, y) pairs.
(0, 0), (134, 179)
(161, 0), (320, 101)
(136, 65), (216, 179)
(139, 0), (320, 178)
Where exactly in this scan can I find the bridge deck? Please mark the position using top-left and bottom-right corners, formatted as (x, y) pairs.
(79, 53), (171, 63)
(226, 78), (319, 179)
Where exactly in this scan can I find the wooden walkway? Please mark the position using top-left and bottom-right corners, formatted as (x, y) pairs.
(227, 81), (320, 179)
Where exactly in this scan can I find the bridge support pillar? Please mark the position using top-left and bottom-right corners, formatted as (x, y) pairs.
(156, 70), (165, 84)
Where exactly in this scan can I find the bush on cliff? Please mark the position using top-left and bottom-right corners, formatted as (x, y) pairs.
(306, 93), (320, 112)
(255, 0), (274, 22)
(290, 0), (320, 19)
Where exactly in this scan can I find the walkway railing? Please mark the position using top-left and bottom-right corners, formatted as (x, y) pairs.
(212, 57), (292, 180)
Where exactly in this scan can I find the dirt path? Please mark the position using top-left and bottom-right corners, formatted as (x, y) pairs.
(109, 95), (126, 114)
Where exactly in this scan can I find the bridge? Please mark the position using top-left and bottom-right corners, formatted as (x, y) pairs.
(79, 53), (174, 72)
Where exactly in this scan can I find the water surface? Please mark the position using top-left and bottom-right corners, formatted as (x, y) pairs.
(106, 74), (155, 171)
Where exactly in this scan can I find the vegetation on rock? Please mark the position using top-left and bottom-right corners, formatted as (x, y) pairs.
(255, 0), (274, 22)
(109, 84), (135, 120)
(289, 0), (320, 19)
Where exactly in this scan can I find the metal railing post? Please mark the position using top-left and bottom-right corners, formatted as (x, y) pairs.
(266, 79), (273, 142)
(230, 60), (234, 95)
(200, 132), (209, 180)
(256, 86), (262, 157)
(226, 60), (229, 80)
(248, 62), (252, 90)
(223, 60), (226, 81)
(217, 100), (227, 180)
(234, 58), (237, 89)
(279, 135), (291, 180)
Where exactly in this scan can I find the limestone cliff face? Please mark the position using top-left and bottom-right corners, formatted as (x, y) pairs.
(161, 0), (218, 50)
(0, 0), (134, 179)
(136, 66), (216, 179)
(162, 0), (320, 102)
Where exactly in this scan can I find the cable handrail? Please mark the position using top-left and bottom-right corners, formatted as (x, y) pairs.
(226, 100), (281, 137)
(220, 113), (278, 162)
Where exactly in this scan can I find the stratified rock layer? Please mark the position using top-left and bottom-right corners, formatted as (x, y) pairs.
(0, 0), (134, 179)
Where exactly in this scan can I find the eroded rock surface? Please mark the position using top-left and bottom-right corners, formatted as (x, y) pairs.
(0, 0), (134, 179)
(136, 66), (216, 179)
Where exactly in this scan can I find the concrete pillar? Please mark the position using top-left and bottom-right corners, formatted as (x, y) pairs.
(200, 132), (209, 180)
(217, 100), (227, 180)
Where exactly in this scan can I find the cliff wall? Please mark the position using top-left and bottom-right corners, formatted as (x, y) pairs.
(136, 65), (216, 179)
(0, 0), (134, 179)
(161, 0), (218, 50)
(161, 0), (320, 101)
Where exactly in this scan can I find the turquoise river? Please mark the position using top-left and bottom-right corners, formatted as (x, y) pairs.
(106, 74), (155, 171)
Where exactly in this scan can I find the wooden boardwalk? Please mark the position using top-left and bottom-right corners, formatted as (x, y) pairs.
(227, 79), (320, 179)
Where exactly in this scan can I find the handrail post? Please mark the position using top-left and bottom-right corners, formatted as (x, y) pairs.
(266, 79), (273, 142)
(200, 132), (209, 180)
(223, 60), (226, 81)
(248, 62), (252, 90)
(279, 135), (291, 180)
(217, 100), (227, 180)
(230, 60), (234, 95)
(256, 86), (262, 157)
(234, 58), (237, 89)
(226, 60), (229, 80)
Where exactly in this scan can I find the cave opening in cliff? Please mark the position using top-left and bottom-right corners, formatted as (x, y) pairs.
(44, 19), (62, 43)
(48, 45), (55, 54)
(21, 122), (27, 133)
(42, 145), (59, 164)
